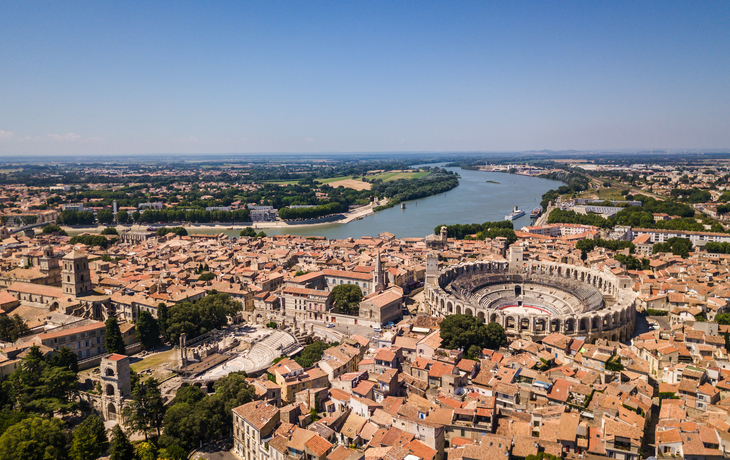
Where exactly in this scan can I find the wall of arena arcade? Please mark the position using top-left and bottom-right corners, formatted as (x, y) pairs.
(424, 260), (636, 343)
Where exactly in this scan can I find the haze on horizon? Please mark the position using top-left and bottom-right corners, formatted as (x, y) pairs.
(1, 1), (729, 157)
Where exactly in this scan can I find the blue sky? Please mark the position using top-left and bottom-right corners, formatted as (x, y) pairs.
(1, 1), (729, 155)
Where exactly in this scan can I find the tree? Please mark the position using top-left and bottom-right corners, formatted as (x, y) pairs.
(256, 231), (267, 238)
(331, 284), (363, 315)
(109, 425), (134, 460)
(212, 371), (256, 414)
(135, 442), (157, 460)
(132, 210), (141, 222)
(116, 210), (130, 224)
(0, 315), (30, 342)
(49, 346), (79, 373)
(122, 378), (166, 440)
(0, 416), (67, 460)
(295, 342), (332, 368)
(101, 227), (118, 235)
(97, 209), (114, 224)
(5, 346), (79, 416)
(715, 313), (730, 325)
(70, 414), (108, 460)
(158, 445), (188, 460)
(41, 224), (67, 236)
(198, 272), (216, 282)
(105, 317), (126, 354)
(170, 384), (206, 406)
(439, 314), (506, 357)
(239, 227), (256, 237)
(724, 331), (730, 352)
(653, 237), (693, 258)
(136, 311), (160, 350)
(163, 293), (243, 344)
(157, 303), (169, 339)
(484, 322), (507, 350)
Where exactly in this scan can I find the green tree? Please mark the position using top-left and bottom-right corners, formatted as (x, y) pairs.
(109, 425), (134, 460)
(163, 293), (242, 344)
(135, 442), (157, 460)
(653, 237), (693, 258)
(330, 284), (363, 315)
(724, 331), (730, 352)
(715, 313), (730, 325)
(101, 227), (118, 235)
(295, 341), (332, 368)
(122, 378), (166, 440)
(105, 317), (126, 355)
(256, 231), (267, 238)
(0, 315), (30, 342)
(0, 416), (66, 460)
(198, 272), (216, 282)
(97, 209), (114, 224)
(170, 384), (206, 406)
(116, 210), (130, 224)
(158, 445), (188, 460)
(41, 224), (67, 236)
(439, 315), (506, 356)
(5, 346), (79, 416)
(132, 211), (141, 222)
(157, 303), (168, 340)
(212, 371), (256, 414)
(136, 311), (160, 350)
(484, 322), (507, 350)
(49, 346), (79, 373)
(239, 227), (256, 237)
(70, 414), (108, 460)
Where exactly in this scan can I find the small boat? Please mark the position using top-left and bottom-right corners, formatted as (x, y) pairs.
(505, 206), (525, 221)
(530, 206), (542, 218)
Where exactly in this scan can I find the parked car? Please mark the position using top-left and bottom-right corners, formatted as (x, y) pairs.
(326, 323), (336, 328)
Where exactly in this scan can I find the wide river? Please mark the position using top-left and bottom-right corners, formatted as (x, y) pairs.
(203, 164), (562, 239)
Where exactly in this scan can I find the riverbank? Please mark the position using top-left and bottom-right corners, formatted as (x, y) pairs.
(60, 199), (386, 235)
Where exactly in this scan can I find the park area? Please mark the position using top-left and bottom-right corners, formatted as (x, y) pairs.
(314, 170), (429, 190)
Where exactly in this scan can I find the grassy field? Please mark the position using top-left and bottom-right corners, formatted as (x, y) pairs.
(579, 186), (630, 201)
(130, 349), (176, 380)
(369, 171), (429, 182)
(262, 179), (301, 185)
(316, 176), (355, 183)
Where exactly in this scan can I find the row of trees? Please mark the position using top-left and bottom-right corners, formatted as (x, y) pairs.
(69, 234), (116, 249)
(653, 237), (693, 258)
(161, 293), (242, 344)
(706, 242), (730, 254)
(56, 210), (96, 225)
(575, 238), (635, 259)
(434, 220), (513, 240)
(372, 169), (459, 209)
(137, 208), (250, 224)
(278, 202), (348, 220)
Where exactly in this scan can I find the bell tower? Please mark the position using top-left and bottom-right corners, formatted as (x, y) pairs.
(373, 249), (385, 292)
(62, 251), (92, 296)
(426, 252), (438, 286)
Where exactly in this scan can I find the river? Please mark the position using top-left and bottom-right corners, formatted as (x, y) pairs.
(192, 164), (562, 240)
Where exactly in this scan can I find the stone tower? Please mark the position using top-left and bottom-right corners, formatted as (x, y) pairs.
(62, 251), (92, 296)
(101, 354), (131, 420)
(373, 249), (385, 292)
(425, 252), (438, 286)
(39, 245), (61, 285)
(440, 226), (448, 246)
(508, 245), (524, 270)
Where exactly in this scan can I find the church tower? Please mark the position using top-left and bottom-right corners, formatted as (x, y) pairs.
(373, 249), (385, 292)
(426, 252), (438, 286)
(440, 226), (448, 247)
(39, 245), (61, 286)
(62, 251), (92, 297)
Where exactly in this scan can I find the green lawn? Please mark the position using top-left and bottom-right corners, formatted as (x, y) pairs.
(130, 349), (175, 381)
(262, 179), (301, 185)
(315, 176), (355, 183)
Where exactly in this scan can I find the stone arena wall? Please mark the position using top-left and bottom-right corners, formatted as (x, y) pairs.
(425, 259), (636, 343)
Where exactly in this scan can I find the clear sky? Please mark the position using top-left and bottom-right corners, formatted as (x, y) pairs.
(1, 1), (729, 156)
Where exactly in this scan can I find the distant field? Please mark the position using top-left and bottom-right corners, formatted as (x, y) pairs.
(580, 186), (629, 201)
(316, 176), (354, 184)
(0, 169), (20, 174)
(263, 179), (301, 185)
(370, 171), (429, 182)
(326, 179), (371, 190)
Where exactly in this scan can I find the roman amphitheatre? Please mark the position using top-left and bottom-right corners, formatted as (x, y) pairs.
(425, 246), (637, 343)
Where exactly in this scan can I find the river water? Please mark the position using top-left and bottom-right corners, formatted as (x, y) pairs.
(202, 165), (562, 239)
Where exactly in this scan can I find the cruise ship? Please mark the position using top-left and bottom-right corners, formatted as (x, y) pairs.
(530, 206), (542, 218)
(505, 206), (525, 221)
